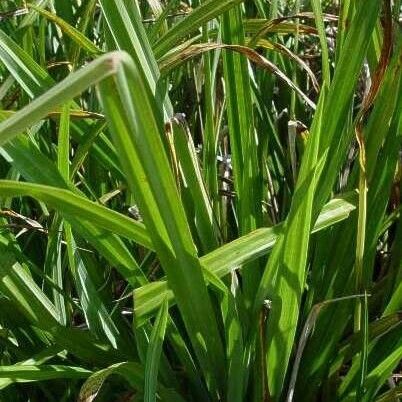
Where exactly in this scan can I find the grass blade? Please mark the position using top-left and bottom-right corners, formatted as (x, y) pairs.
(144, 298), (169, 402)
(0, 365), (91, 384)
(98, 52), (225, 395)
(153, 0), (244, 58)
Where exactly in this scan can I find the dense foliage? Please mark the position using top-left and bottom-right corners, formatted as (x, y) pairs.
(0, 1), (401, 401)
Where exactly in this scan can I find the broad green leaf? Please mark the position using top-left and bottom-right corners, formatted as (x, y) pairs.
(97, 51), (225, 394)
(134, 192), (357, 321)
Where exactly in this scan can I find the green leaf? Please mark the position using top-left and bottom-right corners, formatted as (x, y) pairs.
(134, 192), (358, 321)
(145, 298), (169, 402)
(79, 362), (185, 402)
(0, 365), (91, 383)
(99, 0), (172, 117)
(0, 52), (125, 145)
(153, 0), (244, 58)
(64, 225), (127, 350)
(97, 51), (225, 394)
(310, 0), (330, 85)
(253, 1), (382, 397)
(28, 3), (102, 55)
(0, 180), (152, 249)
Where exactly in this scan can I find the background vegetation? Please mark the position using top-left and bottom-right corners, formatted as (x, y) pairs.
(0, 0), (401, 401)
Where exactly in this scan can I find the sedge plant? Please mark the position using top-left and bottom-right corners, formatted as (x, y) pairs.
(0, 0), (400, 401)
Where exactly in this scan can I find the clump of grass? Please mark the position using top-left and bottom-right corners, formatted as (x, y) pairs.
(0, 1), (400, 401)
